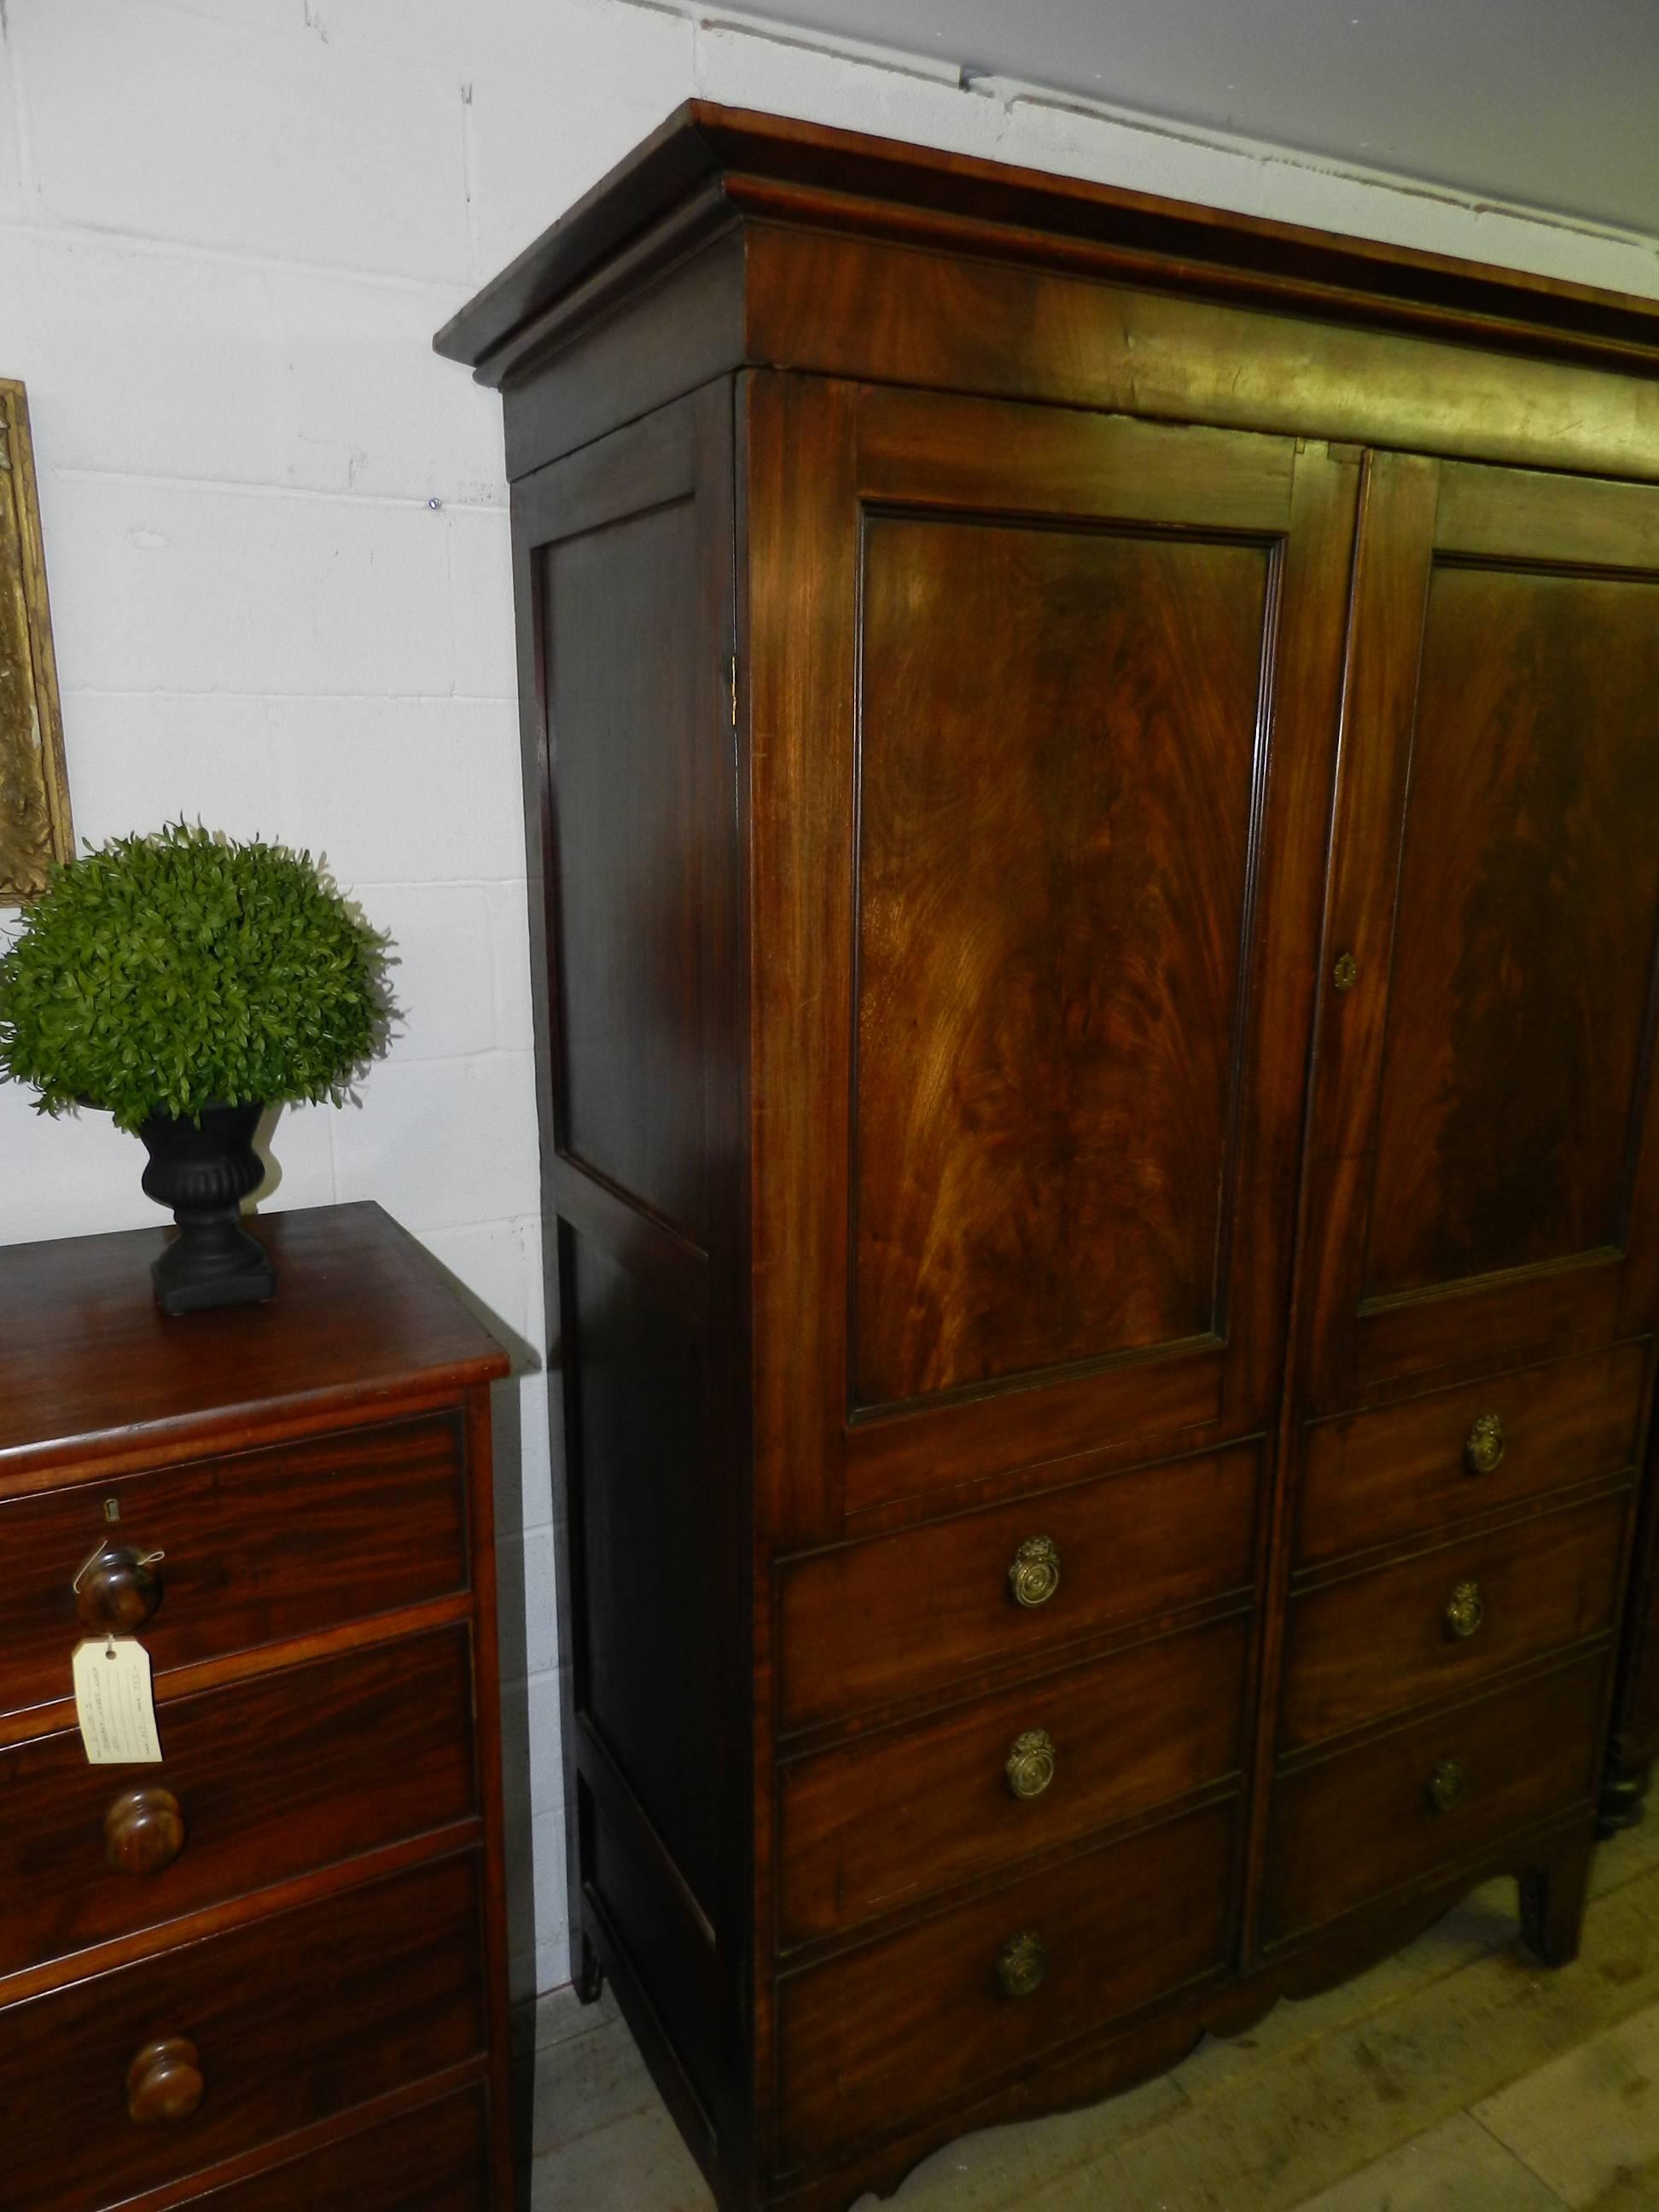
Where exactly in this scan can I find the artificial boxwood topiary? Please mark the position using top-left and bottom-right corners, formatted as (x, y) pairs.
(0, 822), (391, 1132)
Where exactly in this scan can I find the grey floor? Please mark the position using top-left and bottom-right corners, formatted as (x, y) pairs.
(527, 1819), (1659, 2209)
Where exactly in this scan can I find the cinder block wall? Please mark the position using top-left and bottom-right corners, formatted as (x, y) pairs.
(1, 0), (1652, 2000)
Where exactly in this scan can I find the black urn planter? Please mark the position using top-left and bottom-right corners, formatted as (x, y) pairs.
(137, 1102), (276, 1316)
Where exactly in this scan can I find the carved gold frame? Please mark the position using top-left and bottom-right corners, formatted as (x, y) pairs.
(0, 380), (72, 902)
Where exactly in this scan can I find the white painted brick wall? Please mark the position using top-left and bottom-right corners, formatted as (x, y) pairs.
(1, 0), (1653, 2005)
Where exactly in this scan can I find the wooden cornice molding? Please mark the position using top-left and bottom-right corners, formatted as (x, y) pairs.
(435, 101), (1659, 389)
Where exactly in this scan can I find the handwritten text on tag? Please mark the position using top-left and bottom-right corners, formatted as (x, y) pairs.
(72, 1638), (163, 1765)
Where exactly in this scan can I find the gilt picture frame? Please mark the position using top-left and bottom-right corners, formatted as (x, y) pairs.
(0, 379), (72, 904)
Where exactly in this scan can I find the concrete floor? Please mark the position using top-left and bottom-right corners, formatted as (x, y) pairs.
(528, 1819), (1659, 2209)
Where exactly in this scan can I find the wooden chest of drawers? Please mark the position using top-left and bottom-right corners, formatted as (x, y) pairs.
(0, 1202), (513, 2210)
(439, 102), (1659, 2212)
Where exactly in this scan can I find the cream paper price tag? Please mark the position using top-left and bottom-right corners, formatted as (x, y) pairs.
(73, 1638), (163, 1765)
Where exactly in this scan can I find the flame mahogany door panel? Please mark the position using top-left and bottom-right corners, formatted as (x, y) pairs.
(747, 377), (1361, 1531)
(1301, 457), (1659, 1411)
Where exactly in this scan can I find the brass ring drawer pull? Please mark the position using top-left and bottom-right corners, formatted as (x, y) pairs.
(1464, 1413), (1505, 1475)
(1008, 1536), (1061, 1609)
(1427, 1757), (1468, 1813)
(1444, 1580), (1485, 1640)
(1005, 1728), (1057, 1801)
(995, 1929), (1047, 1998)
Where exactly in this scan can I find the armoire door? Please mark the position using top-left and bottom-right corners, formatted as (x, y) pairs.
(1300, 454), (1659, 1411)
(745, 375), (1362, 1534)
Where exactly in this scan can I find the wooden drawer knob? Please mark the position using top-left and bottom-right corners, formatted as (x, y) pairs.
(1004, 1728), (1057, 1801)
(1445, 1580), (1485, 1640)
(1008, 1536), (1061, 1609)
(126, 2036), (204, 2127)
(76, 1543), (164, 1633)
(1464, 1414), (1505, 1475)
(1427, 1758), (1468, 1813)
(995, 1930), (1047, 1998)
(105, 1784), (186, 1876)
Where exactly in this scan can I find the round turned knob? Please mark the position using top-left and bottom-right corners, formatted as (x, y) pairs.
(1445, 1580), (1485, 1641)
(1004, 1728), (1057, 1802)
(1427, 1757), (1468, 1813)
(105, 1785), (186, 1876)
(995, 1929), (1047, 1999)
(126, 2036), (204, 2127)
(1008, 1536), (1061, 1610)
(76, 1544), (163, 1634)
(1464, 1413), (1505, 1476)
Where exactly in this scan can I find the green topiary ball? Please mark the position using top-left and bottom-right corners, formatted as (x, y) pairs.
(0, 823), (393, 1132)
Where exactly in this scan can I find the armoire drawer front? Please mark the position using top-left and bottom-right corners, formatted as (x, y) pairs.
(0, 1412), (469, 1721)
(0, 1848), (486, 2212)
(173, 2087), (492, 2211)
(1268, 1654), (1604, 1943)
(1279, 1490), (1627, 1752)
(778, 1614), (1249, 1943)
(0, 1626), (477, 1980)
(778, 1442), (1261, 1732)
(777, 1797), (1235, 2172)
(1297, 1342), (1645, 1569)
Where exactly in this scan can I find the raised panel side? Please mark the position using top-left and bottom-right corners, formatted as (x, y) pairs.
(510, 378), (750, 2182)
(544, 492), (712, 1244)
(567, 1231), (724, 1918)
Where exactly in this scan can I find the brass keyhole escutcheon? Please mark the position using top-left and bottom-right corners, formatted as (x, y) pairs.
(1427, 1758), (1468, 1813)
(1332, 952), (1359, 992)
(1445, 1580), (1485, 1640)
(1005, 1728), (1057, 1801)
(1464, 1413), (1505, 1475)
(1008, 1536), (1061, 1610)
(995, 1930), (1047, 1999)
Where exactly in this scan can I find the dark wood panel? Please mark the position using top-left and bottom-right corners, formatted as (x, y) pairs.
(778, 1444), (1260, 1732)
(1301, 457), (1659, 1405)
(569, 1232), (724, 1926)
(1280, 1491), (1626, 1751)
(550, 1155), (708, 1330)
(0, 1205), (506, 1480)
(0, 1412), (468, 1722)
(516, 375), (750, 2163)
(853, 515), (1271, 1406)
(1267, 1654), (1604, 1941)
(1365, 563), (1659, 1298)
(776, 1797), (1236, 2171)
(178, 2087), (490, 2211)
(545, 492), (710, 1242)
(0, 1626), (476, 1980)
(581, 1777), (725, 2139)
(1297, 1342), (1647, 1567)
(778, 1613), (1249, 1943)
(1, 1851), (486, 2212)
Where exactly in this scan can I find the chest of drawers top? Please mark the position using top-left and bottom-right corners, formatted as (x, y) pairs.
(0, 1201), (509, 1487)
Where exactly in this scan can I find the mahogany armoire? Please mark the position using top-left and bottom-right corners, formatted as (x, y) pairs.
(439, 104), (1659, 2212)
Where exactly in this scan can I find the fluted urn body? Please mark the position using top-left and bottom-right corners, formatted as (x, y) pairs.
(137, 1102), (276, 1315)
